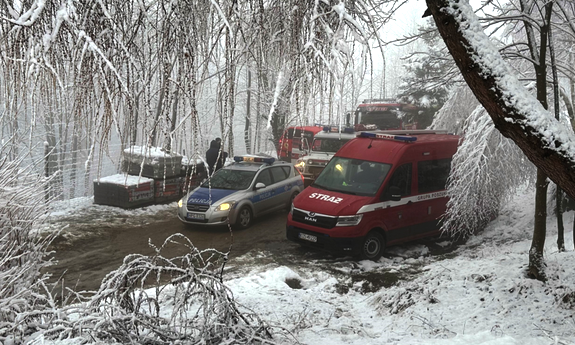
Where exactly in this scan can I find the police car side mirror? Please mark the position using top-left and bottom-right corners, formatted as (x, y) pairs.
(382, 186), (401, 202)
(254, 182), (266, 190)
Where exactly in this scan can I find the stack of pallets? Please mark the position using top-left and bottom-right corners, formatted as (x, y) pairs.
(94, 146), (185, 208)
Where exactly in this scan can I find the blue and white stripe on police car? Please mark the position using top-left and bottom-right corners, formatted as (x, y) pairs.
(250, 183), (297, 204)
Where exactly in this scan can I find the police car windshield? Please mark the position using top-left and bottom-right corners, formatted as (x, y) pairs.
(202, 169), (256, 190)
(312, 138), (350, 153)
(313, 156), (391, 196)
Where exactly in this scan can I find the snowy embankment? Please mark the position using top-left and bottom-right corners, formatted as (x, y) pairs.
(227, 187), (575, 345)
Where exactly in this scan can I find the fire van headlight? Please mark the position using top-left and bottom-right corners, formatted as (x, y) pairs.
(295, 160), (305, 169)
(215, 201), (235, 212)
(336, 214), (363, 227)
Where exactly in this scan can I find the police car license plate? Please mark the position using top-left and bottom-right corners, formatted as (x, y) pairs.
(187, 212), (205, 220)
(298, 233), (317, 243)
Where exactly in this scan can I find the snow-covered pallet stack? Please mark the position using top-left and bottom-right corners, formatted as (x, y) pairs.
(121, 146), (183, 179)
(93, 174), (155, 208)
(154, 177), (183, 204)
(94, 146), (185, 208)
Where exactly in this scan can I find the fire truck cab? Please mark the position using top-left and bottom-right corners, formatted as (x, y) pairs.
(278, 125), (324, 163)
(354, 99), (419, 130)
(286, 130), (460, 261)
(295, 126), (357, 187)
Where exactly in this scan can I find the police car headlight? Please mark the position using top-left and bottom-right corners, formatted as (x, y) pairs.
(178, 198), (184, 208)
(336, 214), (363, 227)
(215, 201), (235, 212)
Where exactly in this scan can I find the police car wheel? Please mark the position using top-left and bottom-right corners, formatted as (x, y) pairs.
(236, 206), (253, 229)
(360, 231), (385, 261)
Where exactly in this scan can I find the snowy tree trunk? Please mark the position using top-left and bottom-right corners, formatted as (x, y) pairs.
(530, 170), (548, 280)
(70, 133), (78, 199)
(168, 64), (181, 153)
(245, 69), (252, 154)
(556, 189), (565, 252)
(256, 69), (262, 153)
(549, 25), (565, 253)
(425, 0), (575, 201)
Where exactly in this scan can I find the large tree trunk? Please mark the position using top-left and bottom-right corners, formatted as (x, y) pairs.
(530, 169), (548, 281)
(425, 0), (575, 201)
(556, 189), (565, 252)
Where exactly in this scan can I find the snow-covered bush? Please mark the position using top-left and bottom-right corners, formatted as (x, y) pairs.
(47, 234), (285, 344)
(0, 150), (59, 342)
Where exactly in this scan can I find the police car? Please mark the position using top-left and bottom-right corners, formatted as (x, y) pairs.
(295, 126), (357, 186)
(178, 154), (304, 229)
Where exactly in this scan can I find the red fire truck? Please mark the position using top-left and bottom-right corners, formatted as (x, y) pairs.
(277, 125), (324, 163)
(286, 129), (460, 261)
(353, 99), (419, 130)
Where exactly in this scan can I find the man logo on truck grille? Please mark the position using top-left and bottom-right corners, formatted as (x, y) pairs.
(304, 212), (317, 223)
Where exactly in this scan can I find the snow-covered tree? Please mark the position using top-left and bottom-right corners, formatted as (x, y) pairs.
(433, 91), (536, 238)
(398, 19), (456, 128)
(425, 0), (575, 279)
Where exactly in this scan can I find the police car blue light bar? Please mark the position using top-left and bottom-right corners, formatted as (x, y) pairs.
(234, 155), (276, 164)
(359, 132), (417, 142)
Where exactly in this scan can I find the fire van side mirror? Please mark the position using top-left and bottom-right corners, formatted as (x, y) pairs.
(382, 186), (402, 202)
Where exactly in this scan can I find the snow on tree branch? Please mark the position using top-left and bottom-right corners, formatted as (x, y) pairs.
(426, 0), (575, 200)
(442, 104), (535, 237)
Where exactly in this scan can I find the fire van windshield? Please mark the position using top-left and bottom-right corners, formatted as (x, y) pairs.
(312, 157), (391, 196)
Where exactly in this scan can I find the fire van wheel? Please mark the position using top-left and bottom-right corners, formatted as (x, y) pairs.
(235, 206), (253, 229)
(360, 231), (385, 261)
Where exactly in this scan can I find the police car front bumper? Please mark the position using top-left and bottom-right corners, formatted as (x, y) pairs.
(177, 205), (236, 227)
(286, 224), (364, 256)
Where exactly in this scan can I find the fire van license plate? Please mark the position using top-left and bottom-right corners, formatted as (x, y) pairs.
(299, 233), (317, 243)
(187, 212), (205, 220)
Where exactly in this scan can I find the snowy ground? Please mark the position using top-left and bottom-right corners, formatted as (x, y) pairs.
(38, 186), (575, 344)
(222, 186), (575, 345)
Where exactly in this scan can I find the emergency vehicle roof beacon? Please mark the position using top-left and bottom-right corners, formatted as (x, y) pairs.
(286, 129), (460, 261)
(178, 154), (304, 229)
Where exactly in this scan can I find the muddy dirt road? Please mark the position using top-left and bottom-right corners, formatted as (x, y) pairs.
(46, 206), (308, 292)
(44, 201), (462, 295)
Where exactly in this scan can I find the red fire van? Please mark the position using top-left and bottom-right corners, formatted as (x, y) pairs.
(286, 130), (460, 261)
